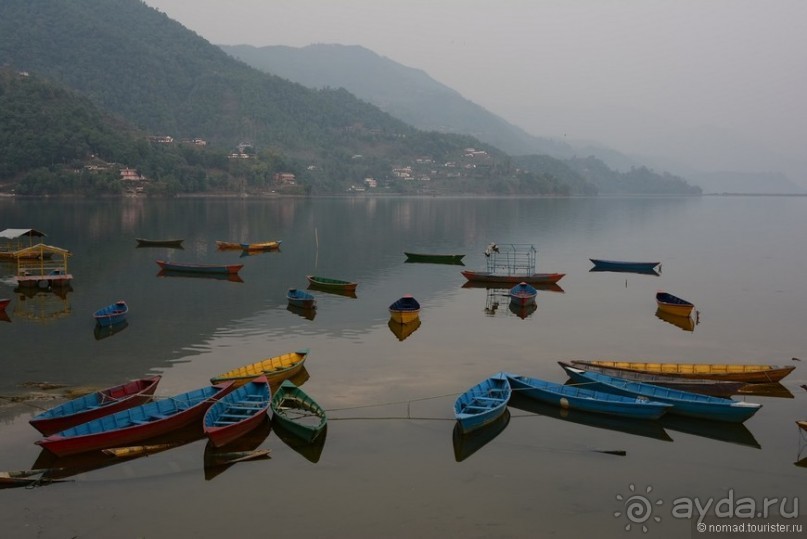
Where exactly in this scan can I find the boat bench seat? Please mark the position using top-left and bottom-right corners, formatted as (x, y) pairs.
(131, 418), (152, 425)
(474, 397), (502, 402)
(463, 405), (492, 412)
(219, 412), (249, 419)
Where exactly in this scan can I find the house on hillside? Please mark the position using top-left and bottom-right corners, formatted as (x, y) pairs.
(274, 172), (296, 185)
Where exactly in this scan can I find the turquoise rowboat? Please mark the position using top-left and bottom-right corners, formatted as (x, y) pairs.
(454, 372), (511, 434)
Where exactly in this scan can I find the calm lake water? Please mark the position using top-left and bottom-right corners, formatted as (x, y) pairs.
(1, 196), (806, 538)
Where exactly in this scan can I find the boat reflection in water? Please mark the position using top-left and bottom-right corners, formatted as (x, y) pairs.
(388, 317), (422, 341)
(507, 392), (673, 443)
(655, 308), (696, 332)
(12, 285), (73, 323)
(272, 419), (328, 463)
(461, 281), (563, 317)
(660, 415), (761, 449)
(737, 382), (794, 399)
(203, 417), (272, 481)
(452, 409), (510, 462)
(589, 267), (660, 277)
(94, 320), (129, 340)
(287, 303), (316, 321)
(156, 269), (244, 283)
(508, 302), (537, 320)
(306, 283), (357, 299)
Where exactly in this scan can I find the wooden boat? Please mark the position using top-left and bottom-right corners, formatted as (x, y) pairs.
(239, 240), (282, 251)
(559, 363), (762, 423)
(271, 380), (327, 443)
(93, 300), (128, 327)
(656, 291), (694, 317)
(29, 375), (162, 435)
(508, 282), (537, 307)
(135, 238), (183, 248)
(210, 349), (309, 387)
(453, 372), (511, 434)
(590, 259), (660, 272)
(0, 298), (9, 311)
(461, 270), (565, 285)
(389, 294), (420, 324)
(203, 375), (271, 448)
(404, 252), (465, 265)
(36, 383), (235, 456)
(155, 260), (243, 275)
(287, 288), (316, 309)
(215, 241), (243, 250)
(505, 373), (671, 419)
(453, 409), (510, 462)
(568, 361), (746, 396)
(570, 360), (796, 383)
(306, 275), (358, 292)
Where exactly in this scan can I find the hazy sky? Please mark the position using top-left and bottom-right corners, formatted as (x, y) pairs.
(143, 0), (806, 182)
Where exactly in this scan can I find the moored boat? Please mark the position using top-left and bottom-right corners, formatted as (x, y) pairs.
(568, 361), (747, 396)
(210, 349), (309, 387)
(461, 270), (565, 285)
(204, 376), (271, 448)
(215, 241), (243, 250)
(505, 372), (672, 420)
(0, 298), (9, 311)
(590, 259), (660, 272)
(656, 291), (694, 317)
(240, 240), (282, 251)
(135, 238), (184, 248)
(453, 372), (511, 434)
(404, 252), (465, 265)
(156, 260), (243, 275)
(271, 380), (327, 443)
(508, 282), (537, 307)
(93, 300), (128, 327)
(287, 288), (316, 309)
(306, 275), (358, 292)
(29, 375), (162, 435)
(570, 360), (796, 383)
(36, 383), (235, 456)
(559, 363), (762, 423)
(389, 294), (420, 324)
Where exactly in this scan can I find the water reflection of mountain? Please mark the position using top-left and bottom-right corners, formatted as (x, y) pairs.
(507, 393), (672, 442)
(452, 409), (510, 462)
(660, 415), (761, 449)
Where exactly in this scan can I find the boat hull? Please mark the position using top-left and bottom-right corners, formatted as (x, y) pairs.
(560, 363), (762, 423)
(590, 259), (659, 272)
(204, 376), (271, 448)
(656, 291), (694, 317)
(454, 373), (512, 434)
(93, 301), (128, 327)
(37, 383), (235, 456)
(0, 298), (10, 311)
(461, 271), (564, 285)
(271, 380), (327, 443)
(389, 295), (420, 324)
(29, 376), (162, 435)
(287, 289), (316, 309)
(404, 252), (465, 264)
(505, 373), (671, 420)
(136, 238), (183, 247)
(306, 275), (357, 292)
(240, 241), (282, 251)
(508, 282), (537, 306)
(156, 260), (243, 275)
(211, 350), (309, 387)
(576, 360), (795, 383)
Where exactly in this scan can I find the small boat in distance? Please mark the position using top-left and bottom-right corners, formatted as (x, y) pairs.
(656, 291), (695, 317)
(590, 259), (660, 272)
(271, 380), (327, 443)
(210, 349), (309, 387)
(389, 295), (420, 324)
(454, 372), (511, 434)
(404, 252), (465, 265)
(569, 360), (795, 383)
(135, 238), (184, 248)
(306, 275), (358, 292)
(461, 271), (565, 285)
(156, 260), (243, 275)
(240, 240), (282, 251)
(508, 282), (537, 307)
(287, 288), (316, 309)
(559, 363), (762, 423)
(29, 375), (162, 435)
(93, 300), (128, 327)
(215, 241), (243, 250)
(203, 375), (271, 448)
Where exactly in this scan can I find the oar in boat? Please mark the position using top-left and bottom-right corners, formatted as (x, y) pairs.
(207, 449), (271, 464)
(102, 443), (182, 458)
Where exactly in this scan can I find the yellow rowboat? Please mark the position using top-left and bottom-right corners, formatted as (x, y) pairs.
(240, 241), (282, 251)
(571, 360), (796, 383)
(655, 291), (694, 317)
(210, 349), (309, 387)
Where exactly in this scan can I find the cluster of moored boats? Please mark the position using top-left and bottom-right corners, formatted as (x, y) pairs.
(454, 361), (798, 435)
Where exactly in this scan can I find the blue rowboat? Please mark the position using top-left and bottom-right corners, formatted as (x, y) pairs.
(453, 373), (511, 434)
(93, 300), (128, 327)
(508, 282), (537, 307)
(204, 375), (271, 448)
(504, 373), (671, 420)
(590, 259), (660, 272)
(287, 288), (316, 309)
(558, 363), (762, 423)
(37, 382), (236, 456)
